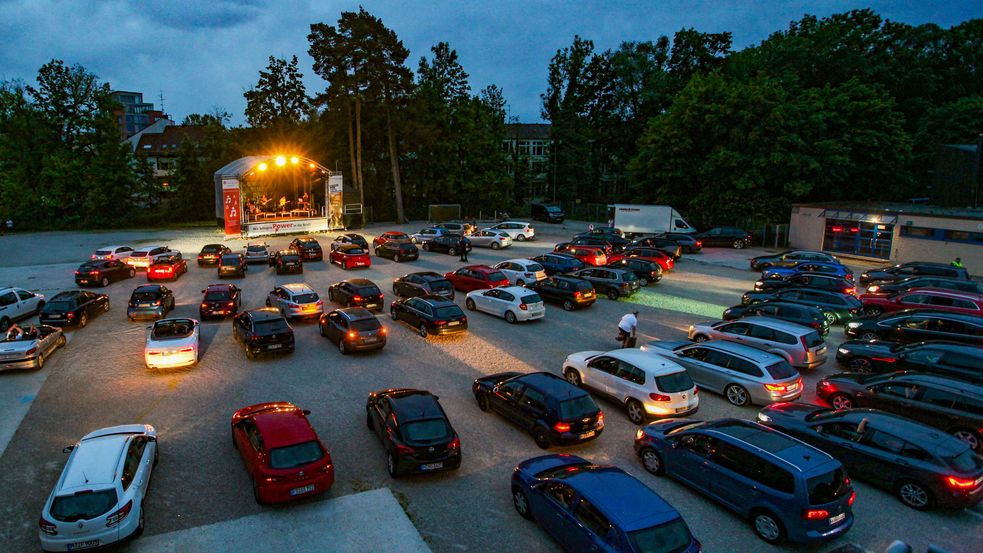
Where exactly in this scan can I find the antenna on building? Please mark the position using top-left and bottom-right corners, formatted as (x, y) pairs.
(158, 90), (166, 113)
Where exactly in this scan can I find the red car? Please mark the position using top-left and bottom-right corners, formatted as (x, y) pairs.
(330, 244), (371, 269)
(147, 253), (188, 281)
(444, 265), (510, 292)
(607, 251), (674, 272)
(231, 402), (334, 504)
(562, 245), (608, 267)
(373, 231), (411, 248)
(859, 287), (983, 316)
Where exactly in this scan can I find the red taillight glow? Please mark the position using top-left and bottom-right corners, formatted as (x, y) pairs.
(353, 295), (363, 302)
(848, 490), (856, 506)
(348, 331), (356, 339)
(802, 508), (828, 520)
(573, 291), (581, 298)
(947, 476), (978, 489)
(434, 320), (447, 326)
(696, 241), (702, 246)
(179, 347), (194, 353)
(380, 327), (388, 334)
(519, 303), (528, 310)
(448, 437), (460, 450)
(396, 443), (415, 455)
(649, 392), (671, 401)
(200, 303), (208, 308)
(693, 387), (699, 394)
(105, 500), (132, 527)
(845, 288), (857, 295)
(38, 516), (57, 535)
(871, 357), (896, 363)
(764, 383), (790, 393)
(226, 301), (235, 307)
(553, 422), (571, 433)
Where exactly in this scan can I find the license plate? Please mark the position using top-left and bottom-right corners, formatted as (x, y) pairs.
(675, 406), (690, 413)
(67, 540), (100, 551)
(366, 303), (379, 309)
(290, 484), (315, 496)
(579, 430), (596, 439)
(829, 513), (846, 525)
(420, 462), (444, 471)
(267, 344), (282, 350)
(448, 321), (460, 326)
(50, 314), (62, 319)
(362, 337), (378, 343)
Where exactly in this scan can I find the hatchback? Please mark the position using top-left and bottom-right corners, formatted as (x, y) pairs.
(626, 240), (681, 260)
(144, 318), (199, 369)
(218, 253), (248, 277)
(494, 259), (548, 286)
(634, 418), (854, 544)
(529, 275), (596, 311)
(859, 288), (983, 316)
(126, 284), (175, 321)
(392, 272), (455, 299)
(269, 250), (303, 274)
(288, 237), (323, 261)
(126, 245), (173, 270)
(373, 231), (411, 248)
(844, 309), (983, 345)
(564, 245), (608, 267)
(390, 295), (468, 338)
(232, 308), (295, 358)
(199, 283), (241, 320)
(319, 308), (387, 354)
(329, 278), (385, 310)
(410, 227), (448, 244)
(444, 265), (510, 292)
(197, 244), (231, 266)
(530, 253), (585, 276)
(655, 232), (703, 253)
(91, 245), (134, 261)
(860, 262), (970, 287)
(74, 260), (134, 287)
(468, 229), (512, 249)
(722, 300), (829, 336)
(330, 244), (371, 269)
(465, 286), (545, 323)
(435, 221), (476, 235)
(571, 267), (640, 300)
(834, 340), (983, 383)
(611, 249), (676, 272)
(511, 454), (701, 553)
(423, 235), (471, 256)
(266, 283), (323, 320)
(147, 253), (188, 282)
(688, 317), (827, 369)
(485, 221), (535, 241)
(605, 258), (663, 286)
(563, 348), (699, 424)
(366, 388), (461, 477)
(743, 288), (863, 325)
(374, 240), (419, 262)
(331, 233), (369, 250)
(40, 291), (109, 328)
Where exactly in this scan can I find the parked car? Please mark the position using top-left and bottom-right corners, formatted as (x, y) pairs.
(331, 233), (370, 250)
(232, 308), (295, 359)
(269, 250), (303, 274)
(816, 371), (983, 452)
(373, 231), (411, 248)
(465, 286), (545, 324)
(366, 388), (460, 477)
(147, 253), (188, 282)
(484, 221), (535, 241)
(0, 286), (45, 331)
(693, 227), (752, 248)
(762, 262), (854, 281)
(529, 276), (596, 311)
(510, 454), (700, 552)
(319, 308), (387, 354)
(328, 278), (384, 310)
(75, 259), (134, 287)
(559, 245), (608, 267)
(754, 274), (856, 296)
(722, 300), (829, 336)
(288, 237), (323, 261)
(860, 262), (971, 287)
(835, 340), (983, 382)
(126, 284), (175, 321)
(859, 288), (983, 316)
(571, 267), (640, 300)
(199, 283), (241, 320)
(634, 418), (854, 544)
(530, 253), (584, 276)
(218, 253), (248, 278)
(144, 318), (199, 369)
(91, 245), (134, 261)
(330, 244), (371, 269)
(444, 265), (510, 292)
(571, 236), (628, 254)
(266, 283), (323, 320)
(231, 402), (334, 503)
(40, 290), (109, 328)
(613, 248), (676, 270)
(494, 259), (548, 287)
(743, 288), (863, 325)
(605, 258), (663, 286)
(865, 276), (982, 296)
(844, 310), (983, 345)
(243, 242), (270, 264)
(750, 250), (839, 271)
(390, 295), (468, 338)
(374, 240), (419, 262)
(392, 272), (455, 299)
(39, 425), (158, 552)
(580, 226), (624, 238)
(627, 239), (681, 259)
(655, 232), (703, 253)
(410, 226), (449, 244)
(0, 324), (65, 371)
(687, 317), (827, 369)
(125, 245), (173, 270)
(757, 404), (983, 510)
(422, 234), (471, 256)
(563, 348), (699, 424)
(435, 221), (476, 235)
(197, 244), (231, 266)
(641, 339), (803, 406)
(473, 371), (604, 449)
(530, 202), (565, 223)
(468, 229), (512, 249)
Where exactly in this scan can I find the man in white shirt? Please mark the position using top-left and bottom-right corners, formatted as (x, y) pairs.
(618, 311), (638, 347)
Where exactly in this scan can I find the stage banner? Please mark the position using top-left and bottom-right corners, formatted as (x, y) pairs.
(244, 218), (328, 238)
(222, 178), (241, 235)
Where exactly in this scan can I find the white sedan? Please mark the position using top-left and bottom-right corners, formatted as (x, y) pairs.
(494, 259), (547, 286)
(483, 221), (535, 241)
(144, 318), (199, 369)
(91, 245), (134, 261)
(464, 285), (545, 323)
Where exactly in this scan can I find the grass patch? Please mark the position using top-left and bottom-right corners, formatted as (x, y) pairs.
(620, 289), (728, 319)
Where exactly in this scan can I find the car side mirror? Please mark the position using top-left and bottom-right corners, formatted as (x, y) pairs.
(492, 385), (500, 394)
(302, 409), (311, 415)
(669, 439), (679, 449)
(63, 445), (75, 453)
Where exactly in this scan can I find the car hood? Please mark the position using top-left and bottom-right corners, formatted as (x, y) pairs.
(759, 402), (827, 423)
(515, 454), (589, 477)
(0, 339), (41, 354)
(146, 333), (197, 350)
(565, 350), (604, 368)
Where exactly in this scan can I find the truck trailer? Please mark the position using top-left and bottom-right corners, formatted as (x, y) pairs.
(608, 204), (695, 238)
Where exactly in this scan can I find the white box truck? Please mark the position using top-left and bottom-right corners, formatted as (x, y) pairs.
(608, 204), (695, 237)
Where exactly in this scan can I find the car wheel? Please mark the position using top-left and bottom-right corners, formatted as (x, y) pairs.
(476, 392), (490, 411)
(103, 301), (110, 312)
(387, 452), (400, 478)
(448, 247), (457, 256)
(824, 312), (837, 325)
(100, 277), (109, 287)
(422, 243), (430, 251)
(491, 242), (500, 250)
(638, 277), (649, 287)
(418, 323), (429, 338)
(57, 335), (67, 348)
(692, 334), (709, 342)
(724, 384), (750, 407)
(533, 427), (551, 450)
(36, 353), (44, 369)
(505, 311), (517, 324)
(951, 429), (981, 452)
(338, 339), (348, 355)
(732, 239), (745, 249)
(245, 346), (255, 360)
(0, 317), (8, 331)
(606, 289), (620, 300)
(390, 308), (398, 321)
(516, 235), (526, 242)
(78, 312), (88, 328)
(640, 447), (665, 475)
(562, 299), (574, 311)
(394, 253), (401, 262)
(128, 269), (136, 278)
(253, 480), (264, 504)
(828, 393), (854, 410)
(848, 357), (872, 372)
(626, 399), (645, 425)
(897, 480), (933, 510)
(864, 306), (883, 316)
(751, 510), (785, 544)
(859, 332), (879, 341)
(511, 487), (533, 520)
(134, 508), (145, 538)
(564, 368), (582, 387)
(265, 298), (271, 307)
(465, 298), (476, 311)
(366, 409), (374, 430)
(318, 323), (326, 337)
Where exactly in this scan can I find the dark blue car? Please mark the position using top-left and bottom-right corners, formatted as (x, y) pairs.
(634, 418), (855, 545)
(530, 253), (586, 276)
(511, 454), (700, 553)
(762, 262), (854, 281)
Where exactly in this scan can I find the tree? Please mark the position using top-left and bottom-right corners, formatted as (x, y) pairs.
(243, 55), (311, 127)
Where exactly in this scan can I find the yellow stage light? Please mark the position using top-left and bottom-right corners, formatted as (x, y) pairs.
(308, 162), (316, 169)
(275, 155), (286, 166)
(258, 162), (268, 171)
(290, 156), (299, 165)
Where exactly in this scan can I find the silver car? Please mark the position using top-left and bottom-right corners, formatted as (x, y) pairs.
(266, 283), (323, 320)
(468, 229), (512, 250)
(0, 324), (65, 371)
(641, 339), (803, 406)
(687, 316), (827, 369)
(244, 242), (270, 264)
(410, 227), (446, 244)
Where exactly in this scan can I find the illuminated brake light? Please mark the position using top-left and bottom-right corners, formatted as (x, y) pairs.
(802, 508), (828, 520)
(947, 476), (977, 489)
(179, 347), (194, 353)
(448, 437), (460, 450)
(347, 331), (356, 339)
(353, 295), (362, 302)
(764, 383), (789, 393)
(553, 422), (571, 433)
(519, 303), (528, 311)
(848, 490), (856, 506)
(105, 500), (132, 527)
(871, 357), (896, 363)
(380, 327), (388, 334)
(649, 392), (671, 401)
(396, 443), (415, 455)
(573, 291), (581, 298)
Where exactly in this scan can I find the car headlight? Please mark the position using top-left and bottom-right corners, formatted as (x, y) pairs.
(757, 413), (771, 423)
(847, 322), (861, 328)
(635, 428), (644, 440)
(837, 348), (849, 355)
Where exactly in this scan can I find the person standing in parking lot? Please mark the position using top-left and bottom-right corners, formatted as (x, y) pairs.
(617, 310), (638, 348)
(458, 236), (469, 262)
(951, 257), (964, 268)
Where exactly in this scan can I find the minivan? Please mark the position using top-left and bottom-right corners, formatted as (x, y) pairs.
(687, 317), (827, 369)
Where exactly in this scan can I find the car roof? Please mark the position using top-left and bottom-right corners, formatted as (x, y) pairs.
(252, 407), (317, 449)
(412, 271), (445, 281)
(61, 435), (128, 489)
(96, 245), (125, 250)
(883, 309), (983, 322)
(496, 286), (535, 295)
(832, 410), (955, 447)
(888, 372), (983, 394)
(897, 261), (956, 269)
(565, 467), (677, 530)
(609, 349), (685, 375)
(132, 245), (167, 252)
(281, 283), (315, 294)
(205, 283), (236, 291)
(344, 278), (376, 287)
(336, 307), (375, 320)
(695, 340), (785, 362)
(518, 372), (585, 399)
(51, 290), (87, 301)
(386, 389), (444, 422)
(906, 340), (983, 353)
(499, 220), (530, 225)
(133, 284), (164, 294)
(902, 287), (983, 300)
(247, 307), (286, 321)
(706, 419), (835, 470)
(463, 264), (497, 274)
(736, 316), (817, 336)
(504, 258), (536, 265)
(201, 243), (225, 248)
(417, 295), (457, 307)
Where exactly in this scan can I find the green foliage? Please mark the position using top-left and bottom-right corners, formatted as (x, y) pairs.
(244, 55), (311, 127)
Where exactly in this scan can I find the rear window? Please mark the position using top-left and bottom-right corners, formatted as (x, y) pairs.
(943, 448), (983, 473)
(655, 372), (694, 393)
(803, 332), (824, 348)
(627, 518), (694, 553)
(526, 263), (545, 272)
(152, 320), (195, 340)
(344, 248), (366, 255)
(351, 318), (381, 332)
(133, 250), (149, 257)
(205, 291), (231, 301)
(132, 291), (160, 301)
(94, 250), (111, 256)
(558, 394), (598, 419)
(764, 361), (798, 380)
(520, 294), (543, 304)
(221, 255), (240, 263)
(293, 293), (319, 303)
(269, 440), (323, 469)
(50, 488), (118, 522)
(434, 305), (464, 319)
(402, 418), (451, 442)
(487, 271), (507, 281)
(355, 286), (382, 296)
(573, 280), (594, 292)
(255, 319), (290, 333)
(246, 245), (267, 253)
(429, 280), (453, 292)
(807, 467), (851, 505)
(46, 300), (76, 311)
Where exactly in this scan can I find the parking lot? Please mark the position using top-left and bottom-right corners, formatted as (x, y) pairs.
(0, 221), (979, 553)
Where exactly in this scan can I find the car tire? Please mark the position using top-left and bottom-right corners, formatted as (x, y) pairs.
(366, 409), (374, 430)
(78, 312), (88, 328)
(847, 357), (872, 372)
(732, 240), (745, 249)
(338, 339), (348, 355)
(0, 317), (9, 331)
(533, 427), (551, 450)
(465, 298), (476, 311)
(626, 399), (645, 425)
(864, 306), (883, 316)
(394, 253), (401, 262)
(950, 429), (981, 452)
(724, 384), (750, 407)
(36, 353), (44, 369)
(822, 311), (836, 325)
(387, 452), (400, 478)
(859, 332), (879, 341)
(128, 269), (136, 278)
(390, 308), (398, 321)
(418, 323), (429, 338)
(564, 368), (582, 387)
(828, 393), (854, 410)
(639, 447), (665, 475)
(448, 247), (457, 256)
(751, 509), (785, 544)
(516, 235), (526, 242)
(245, 347), (255, 360)
(638, 277), (649, 287)
(133, 508), (145, 538)
(511, 487), (533, 520)
(491, 242), (500, 250)
(692, 334), (709, 342)
(422, 243), (430, 251)
(57, 335), (67, 348)
(100, 277), (109, 287)
(505, 311), (517, 324)
(253, 480), (265, 504)
(562, 299), (575, 311)
(606, 289), (620, 300)
(896, 480), (933, 510)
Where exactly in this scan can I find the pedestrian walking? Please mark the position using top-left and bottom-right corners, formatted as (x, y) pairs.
(458, 236), (469, 262)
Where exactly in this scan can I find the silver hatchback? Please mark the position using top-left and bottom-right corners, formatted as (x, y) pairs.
(687, 316), (827, 369)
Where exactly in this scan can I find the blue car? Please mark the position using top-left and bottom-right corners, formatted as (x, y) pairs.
(762, 262), (853, 281)
(634, 418), (855, 545)
(530, 252), (586, 276)
(511, 454), (701, 553)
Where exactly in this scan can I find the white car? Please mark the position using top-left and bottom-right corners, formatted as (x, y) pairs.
(464, 285), (545, 323)
(468, 230), (512, 250)
(126, 245), (173, 269)
(561, 348), (699, 424)
(39, 424), (157, 551)
(91, 245), (134, 261)
(483, 221), (535, 241)
(244, 242), (270, 264)
(266, 283), (323, 319)
(494, 259), (548, 286)
(144, 318), (200, 369)
(0, 324), (65, 371)
(0, 286), (45, 331)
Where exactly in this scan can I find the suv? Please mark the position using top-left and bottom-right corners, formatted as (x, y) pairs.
(605, 258), (663, 286)
(218, 253), (248, 277)
(288, 237), (323, 261)
(472, 371), (604, 449)
(750, 251), (839, 272)
(0, 286), (45, 331)
(530, 253), (585, 276)
(266, 283), (323, 320)
(422, 235), (471, 256)
(232, 308), (295, 358)
(655, 232), (702, 253)
(529, 276), (596, 311)
(494, 259), (548, 287)
(126, 245), (173, 270)
(390, 295), (468, 338)
(743, 288), (863, 326)
(634, 418), (855, 544)
(328, 278), (384, 310)
(753, 274), (856, 296)
(39, 425), (158, 551)
(859, 288), (983, 316)
(126, 284), (175, 321)
(392, 272), (455, 299)
(860, 262), (970, 287)
(865, 276), (982, 296)
(366, 388), (461, 477)
(687, 317), (827, 369)
(844, 309), (983, 345)
(693, 227), (752, 248)
(444, 265), (510, 292)
(571, 267), (640, 300)
(374, 240), (419, 262)
(530, 202), (565, 223)
(199, 283), (241, 319)
(197, 244), (231, 266)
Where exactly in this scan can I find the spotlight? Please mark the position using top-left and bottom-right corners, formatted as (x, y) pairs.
(308, 162), (316, 169)
(258, 163), (268, 171)
(275, 155), (286, 166)
(290, 156), (299, 165)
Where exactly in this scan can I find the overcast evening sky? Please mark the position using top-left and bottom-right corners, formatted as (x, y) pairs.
(1, 1), (981, 125)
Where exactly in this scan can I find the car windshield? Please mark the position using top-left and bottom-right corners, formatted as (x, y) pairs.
(487, 271), (507, 281)
(803, 332), (824, 348)
(50, 488), (118, 522)
(268, 440), (323, 469)
(558, 395), (598, 419)
(434, 305), (464, 319)
(205, 291), (231, 301)
(344, 248), (366, 255)
(627, 518), (693, 553)
(132, 291), (161, 301)
(255, 318), (290, 333)
(520, 294), (543, 304)
(293, 293), (319, 303)
(655, 372), (694, 393)
(942, 448), (983, 473)
(152, 320), (195, 340)
(429, 280), (453, 292)
(351, 318), (381, 332)
(221, 255), (240, 263)
(155, 257), (180, 266)
(526, 263), (545, 272)
(388, 233), (409, 240)
(402, 418), (451, 442)
(355, 286), (382, 296)
(765, 361), (798, 380)
(807, 467), (851, 505)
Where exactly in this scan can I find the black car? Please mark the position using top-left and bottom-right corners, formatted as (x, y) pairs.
(835, 340), (983, 382)
(218, 253), (248, 278)
(269, 250), (303, 274)
(328, 278), (385, 310)
(472, 371), (604, 449)
(232, 308), (295, 358)
(753, 274), (856, 296)
(126, 284), (175, 321)
(39, 290), (109, 328)
(865, 276), (982, 296)
(571, 267), (640, 300)
(758, 404), (983, 510)
(843, 309), (983, 345)
(289, 237), (324, 261)
(366, 388), (461, 477)
(331, 233), (370, 250)
(530, 202), (564, 223)
(529, 253), (585, 276)
(654, 232), (703, 253)
(74, 260), (134, 287)
(742, 288), (863, 325)
(392, 272), (455, 299)
(529, 276), (597, 311)
(199, 283), (241, 320)
(693, 227), (752, 249)
(422, 235), (471, 256)
(627, 238), (681, 259)
(860, 262), (971, 287)
(375, 240), (419, 262)
(749, 250), (839, 271)
(816, 371), (983, 453)
(197, 244), (231, 266)
(723, 300), (830, 335)
(605, 258), (663, 287)
(571, 235), (629, 254)
(390, 295), (467, 338)
(319, 307), (387, 354)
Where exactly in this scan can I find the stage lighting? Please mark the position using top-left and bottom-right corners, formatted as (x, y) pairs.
(275, 155), (286, 166)
(290, 156), (299, 165)
(308, 162), (316, 169)
(258, 162), (268, 171)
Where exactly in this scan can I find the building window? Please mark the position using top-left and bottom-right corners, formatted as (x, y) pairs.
(900, 226), (983, 245)
(823, 219), (893, 259)
(900, 226), (936, 238)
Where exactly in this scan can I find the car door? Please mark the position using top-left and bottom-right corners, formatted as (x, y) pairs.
(865, 381), (920, 415)
(611, 360), (643, 402)
(717, 322), (751, 343)
(584, 356), (618, 396)
(14, 289), (40, 318)
(674, 346), (714, 390)
(853, 428), (908, 489)
(474, 289), (497, 313)
(325, 311), (345, 342)
(515, 386), (548, 431)
(401, 298), (423, 326)
(567, 496), (617, 553)
(0, 290), (22, 321)
(491, 380), (525, 423)
(492, 290), (515, 317)
(268, 287), (284, 310)
(697, 350), (738, 393)
(705, 440), (769, 511)
(370, 398), (391, 443)
(666, 432), (715, 489)
(812, 420), (868, 472)
(535, 278), (559, 302)
(534, 482), (580, 546)
(906, 385), (960, 431)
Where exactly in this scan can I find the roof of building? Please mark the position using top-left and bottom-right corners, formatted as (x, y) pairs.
(793, 201), (983, 222)
(135, 125), (206, 157)
(506, 123), (551, 140)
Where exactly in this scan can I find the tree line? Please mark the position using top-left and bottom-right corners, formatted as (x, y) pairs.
(0, 8), (980, 230)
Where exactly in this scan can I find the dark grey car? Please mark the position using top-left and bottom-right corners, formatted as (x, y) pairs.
(570, 267), (640, 300)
